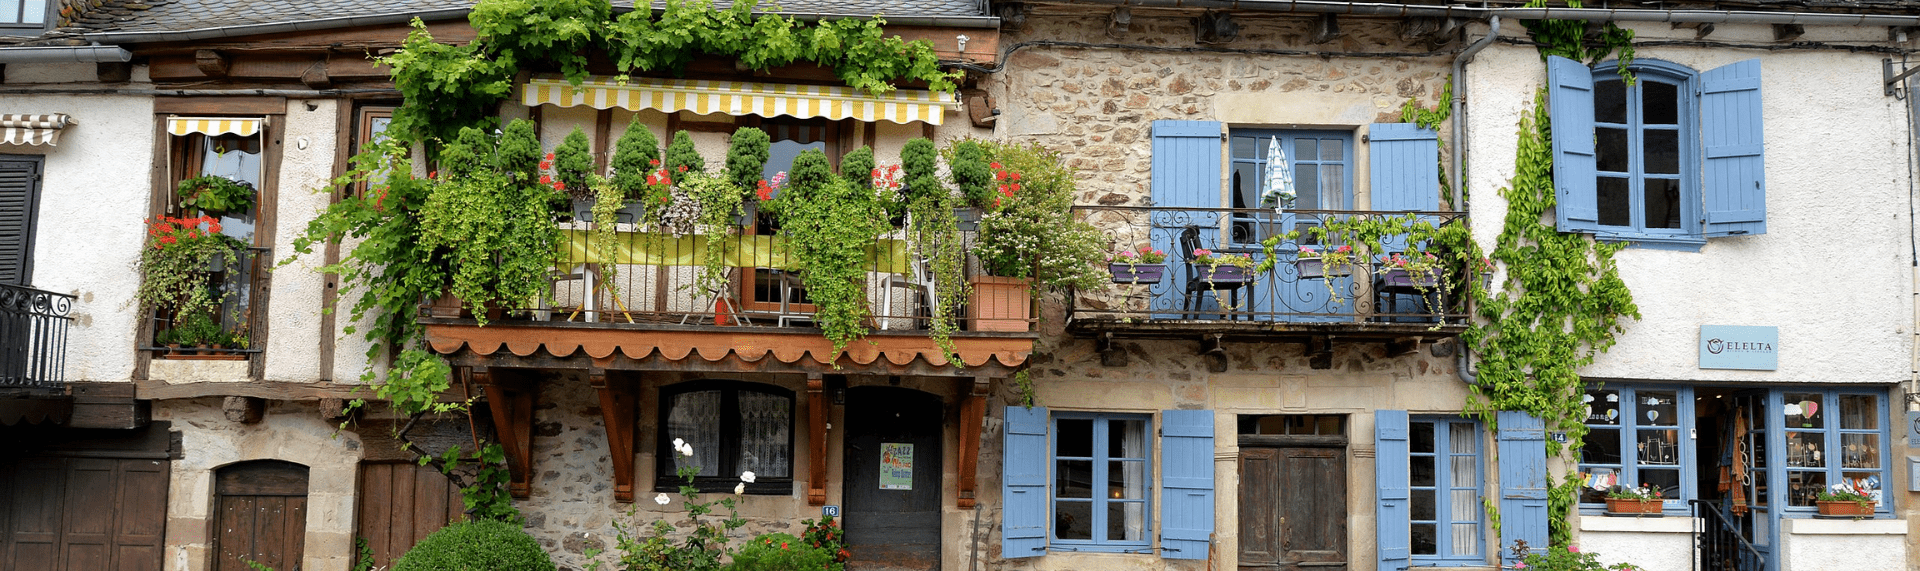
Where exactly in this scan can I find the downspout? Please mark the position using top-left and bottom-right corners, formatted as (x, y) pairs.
(1453, 16), (1498, 385)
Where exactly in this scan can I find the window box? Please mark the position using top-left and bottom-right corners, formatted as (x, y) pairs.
(1815, 500), (1877, 518)
(1108, 263), (1166, 284)
(1378, 267), (1439, 288)
(1194, 265), (1252, 284)
(1294, 257), (1351, 279)
(1605, 498), (1665, 516)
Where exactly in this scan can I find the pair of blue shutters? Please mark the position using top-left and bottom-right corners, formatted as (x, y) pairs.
(1375, 411), (1546, 571)
(1150, 120), (1441, 212)
(1001, 407), (1214, 559)
(1548, 55), (1767, 237)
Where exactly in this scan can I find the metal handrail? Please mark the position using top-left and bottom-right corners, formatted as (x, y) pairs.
(1690, 499), (1766, 571)
(0, 282), (75, 389)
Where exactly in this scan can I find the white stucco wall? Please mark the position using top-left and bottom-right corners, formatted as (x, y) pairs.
(1463, 23), (1912, 386)
(1780, 518), (1908, 571)
(264, 99), (343, 382)
(0, 86), (156, 383)
(1576, 515), (1695, 571)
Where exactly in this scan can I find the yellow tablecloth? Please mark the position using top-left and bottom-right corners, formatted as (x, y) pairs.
(558, 230), (910, 273)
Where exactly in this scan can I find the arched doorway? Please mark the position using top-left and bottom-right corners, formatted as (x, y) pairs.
(214, 460), (308, 571)
(842, 386), (943, 571)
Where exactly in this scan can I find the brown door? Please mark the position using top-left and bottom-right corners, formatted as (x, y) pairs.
(0, 456), (169, 571)
(1239, 446), (1348, 571)
(215, 460), (309, 571)
(356, 462), (466, 568)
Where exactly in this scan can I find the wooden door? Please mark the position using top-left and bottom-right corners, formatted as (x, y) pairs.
(215, 461), (308, 571)
(356, 462), (465, 568)
(842, 387), (942, 571)
(1239, 447), (1348, 571)
(0, 456), (168, 571)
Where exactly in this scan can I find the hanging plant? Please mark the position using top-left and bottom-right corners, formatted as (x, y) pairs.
(176, 175), (256, 216)
(137, 215), (245, 314)
(679, 170), (745, 300)
(781, 150), (887, 354)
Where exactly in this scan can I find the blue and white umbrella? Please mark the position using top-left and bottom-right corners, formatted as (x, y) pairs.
(1262, 136), (1295, 211)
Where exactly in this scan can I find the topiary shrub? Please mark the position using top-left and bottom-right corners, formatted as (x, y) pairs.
(391, 520), (556, 571)
(947, 139), (992, 208)
(725, 127), (771, 196)
(554, 127), (595, 201)
(611, 119), (661, 201)
(665, 130), (704, 183)
(900, 137), (940, 205)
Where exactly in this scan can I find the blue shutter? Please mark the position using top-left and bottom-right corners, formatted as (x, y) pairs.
(1547, 56), (1600, 233)
(1159, 409), (1214, 560)
(1700, 59), (1766, 237)
(1375, 410), (1412, 571)
(1496, 411), (1549, 560)
(1368, 124), (1441, 212)
(1150, 120), (1224, 208)
(1002, 406), (1049, 558)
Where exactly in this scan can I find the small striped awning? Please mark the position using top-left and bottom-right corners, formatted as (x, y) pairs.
(167, 117), (261, 137)
(0, 114), (74, 146)
(522, 77), (956, 125)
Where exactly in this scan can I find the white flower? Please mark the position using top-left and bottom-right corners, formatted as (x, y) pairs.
(654, 493), (671, 505)
(680, 443), (695, 457)
(740, 470), (757, 483)
(734, 482), (746, 495)
(672, 437), (685, 449)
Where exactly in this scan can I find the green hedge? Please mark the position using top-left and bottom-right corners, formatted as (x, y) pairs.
(392, 520), (555, 571)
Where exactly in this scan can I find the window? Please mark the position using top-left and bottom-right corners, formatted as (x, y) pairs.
(0, 155), (43, 286)
(657, 381), (793, 494)
(1578, 386), (1696, 511)
(1548, 56), (1766, 246)
(1227, 129), (1352, 245)
(1410, 419), (1483, 564)
(0, 0), (47, 28)
(1052, 413), (1151, 551)
(1781, 391), (1889, 514)
(741, 117), (840, 314)
(351, 106), (396, 197)
(152, 117), (271, 358)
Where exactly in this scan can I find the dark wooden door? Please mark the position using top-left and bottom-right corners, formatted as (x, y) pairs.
(356, 462), (466, 568)
(215, 460), (309, 571)
(1239, 447), (1348, 571)
(0, 456), (168, 571)
(842, 387), (942, 571)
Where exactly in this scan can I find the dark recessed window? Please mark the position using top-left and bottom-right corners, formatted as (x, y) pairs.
(656, 380), (794, 494)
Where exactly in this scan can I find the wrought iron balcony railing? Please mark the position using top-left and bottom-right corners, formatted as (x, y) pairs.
(1070, 205), (1471, 332)
(0, 283), (75, 389)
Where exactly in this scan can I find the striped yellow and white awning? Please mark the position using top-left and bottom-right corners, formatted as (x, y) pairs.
(522, 77), (957, 125)
(167, 117), (261, 137)
(0, 114), (74, 146)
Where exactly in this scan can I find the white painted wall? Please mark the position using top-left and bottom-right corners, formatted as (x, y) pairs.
(1463, 24), (1912, 386)
(1576, 515), (1695, 571)
(1780, 518), (1908, 571)
(265, 99), (343, 382)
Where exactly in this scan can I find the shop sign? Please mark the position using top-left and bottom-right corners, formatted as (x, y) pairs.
(1699, 325), (1777, 370)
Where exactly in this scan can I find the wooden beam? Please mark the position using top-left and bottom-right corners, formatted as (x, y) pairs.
(299, 59), (331, 89)
(807, 373), (827, 506)
(68, 382), (149, 430)
(154, 96), (288, 116)
(957, 376), (989, 509)
(592, 370), (638, 502)
(593, 109), (614, 173)
(471, 367), (536, 499)
(135, 378), (472, 401)
(195, 49), (231, 77)
(96, 62), (131, 83)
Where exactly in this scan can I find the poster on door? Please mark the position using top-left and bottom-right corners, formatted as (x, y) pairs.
(879, 443), (913, 490)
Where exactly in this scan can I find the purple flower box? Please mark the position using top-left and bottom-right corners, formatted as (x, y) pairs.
(1109, 263), (1167, 284)
(1379, 267), (1442, 288)
(1294, 257), (1352, 279)
(1195, 264), (1252, 284)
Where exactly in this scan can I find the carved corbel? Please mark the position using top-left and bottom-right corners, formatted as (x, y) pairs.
(807, 373), (827, 506)
(195, 49), (230, 77)
(470, 367), (535, 499)
(593, 370), (638, 502)
(957, 376), (991, 509)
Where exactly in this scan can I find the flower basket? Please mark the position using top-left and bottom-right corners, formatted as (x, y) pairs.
(1604, 498), (1664, 516)
(1109, 263), (1167, 284)
(1195, 265), (1252, 284)
(1379, 267), (1441, 288)
(968, 275), (1031, 332)
(1295, 257), (1351, 279)
(1816, 500), (1876, 517)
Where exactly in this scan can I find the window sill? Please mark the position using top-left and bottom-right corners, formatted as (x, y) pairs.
(1594, 233), (1706, 252)
(1785, 517), (1906, 535)
(1410, 557), (1493, 567)
(1046, 544), (1155, 554)
(652, 480), (794, 495)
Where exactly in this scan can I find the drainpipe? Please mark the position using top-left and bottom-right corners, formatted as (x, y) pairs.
(1452, 16), (1497, 385)
(0, 45), (131, 63)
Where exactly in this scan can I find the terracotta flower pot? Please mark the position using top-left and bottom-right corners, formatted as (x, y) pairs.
(968, 275), (1032, 332)
(1816, 500), (1876, 517)
(1605, 498), (1664, 515)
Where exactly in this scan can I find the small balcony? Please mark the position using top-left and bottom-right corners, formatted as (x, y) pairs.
(1, 283), (74, 392)
(1068, 206), (1469, 366)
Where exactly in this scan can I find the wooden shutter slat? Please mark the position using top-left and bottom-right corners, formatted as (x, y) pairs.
(1000, 406), (1049, 558)
(1547, 56), (1600, 233)
(1375, 410), (1412, 571)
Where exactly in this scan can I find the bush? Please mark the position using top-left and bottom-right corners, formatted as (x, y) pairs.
(611, 119), (661, 200)
(726, 127), (771, 196)
(666, 130), (704, 182)
(723, 532), (838, 571)
(391, 520), (555, 571)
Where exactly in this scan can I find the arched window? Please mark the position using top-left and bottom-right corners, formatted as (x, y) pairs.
(657, 380), (794, 494)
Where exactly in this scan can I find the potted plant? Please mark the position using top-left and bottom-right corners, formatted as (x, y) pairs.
(1379, 250), (1444, 288)
(1109, 245), (1168, 284)
(176, 175), (256, 216)
(154, 328), (181, 355)
(1295, 244), (1358, 279)
(1190, 248), (1256, 284)
(1604, 485), (1664, 516)
(1816, 489), (1877, 517)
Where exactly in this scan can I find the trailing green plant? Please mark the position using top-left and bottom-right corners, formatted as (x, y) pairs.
(555, 126), (596, 202)
(781, 150), (888, 354)
(176, 175), (256, 215)
(590, 174), (627, 307)
(1519, 0), (1636, 84)
(1505, 540), (1642, 571)
(974, 142), (1107, 291)
(392, 518), (555, 571)
(665, 130), (705, 183)
(419, 122), (562, 324)
(726, 127), (771, 198)
(137, 214), (244, 315)
(907, 187), (966, 364)
(680, 170), (745, 299)
(613, 121), (663, 201)
(946, 139), (992, 208)
(1013, 369), (1035, 408)
(173, 294), (224, 346)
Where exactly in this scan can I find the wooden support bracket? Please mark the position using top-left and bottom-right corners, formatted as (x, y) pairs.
(957, 376), (990, 509)
(592, 370), (639, 502)
(470, 367), (536, 499)
(195, 49), (230, 77)
(1098, 332), (1128, 367)
(1308, 336), (1335, 370)
(1200, 334), (1228, 373)
(300, 59), (332, 90)
(807, 373), (827, 506)
(222, 396), (264, 424)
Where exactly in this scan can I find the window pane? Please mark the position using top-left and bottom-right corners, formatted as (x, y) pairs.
(1640, 391), (1678, 426)
(1106, 501), (1147, 542)
(1295, 139), (1318, 162)
(1643, 130), (1679, 174)
(1841, 395), (1879, 430)
(1450, 522), (1480, 557)
(1644, 179), (1681, 229)
(1451, 455), (1477, 488)
(1412, 489), (1436, 520)
(0, 0), (23, 24)
(1785, 394), (1825, 429)
(764, 140), (826, 182)
(1448, 423), (1477, 454)
(1595, 128), (1630, 173)
(1232, 136), (1258, 159)
(1412, 523), (1438, 556)
(1637, 429), (1680, 466)
(1411, 455), (1435, 487)
(1585, 389), (1620, 425)
(1595, 80), (1628, 124)
(1582, 428), (1621, 464)
(1108, 460), (1146, 500)
(1320, 165), (1346, 210)
(737, 391), (791, 478)
(1108, 418), (1146, 459)
(1785, 431), (1825, 468)
(1058, 418), (1093, 457)
(1451, 489), (1479, 525)
(1412, 422), (1435, 454)
(1643, 81), (1679, 125)
(1295, 163), (1321, 209)
(667, 390), (722, 476)
(1055, 460), (1092, 498)
(1056, 500), (1092, 540)
(1751, 470), (1768, 507)
(1319, 139), (1343, 161)
(1597, 177), (1631, 227)
(1841, 434), (1881, 469)
(1639, 468), (1681, 499)
(1579, 468), (1618, 504)
(1787, 470), (1826, 507)
(1233, 163), (1261, 209)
